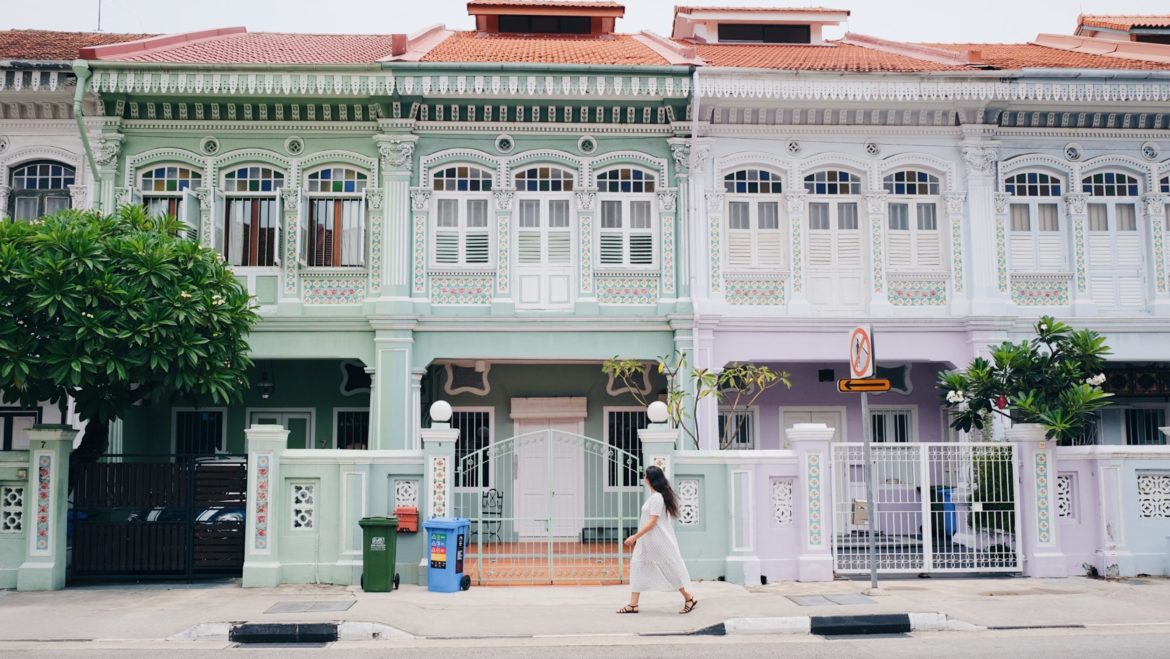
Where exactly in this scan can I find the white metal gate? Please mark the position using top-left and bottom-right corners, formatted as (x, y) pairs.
(453, 429), (642, 585)
(831, 442), (1021, 574)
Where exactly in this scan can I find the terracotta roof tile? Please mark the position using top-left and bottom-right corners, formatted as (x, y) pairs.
(0, 30), (155, 61)
(924, 42), (1170, 70)
(107, 32), (400, 65)
(1078, 14), (1170, 31)
(675, 5), (848, 15)
(423, 31), (669, 65)
(692, 42), (962, 72)
(470, 0), (623, 7)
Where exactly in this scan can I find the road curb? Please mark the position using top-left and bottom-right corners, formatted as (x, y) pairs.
(171, 621), (415, 644)
(723, 612), (980, 636)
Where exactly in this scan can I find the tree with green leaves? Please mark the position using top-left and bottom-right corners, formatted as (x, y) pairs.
(938, 316), (1112, 443)
(603, 352), (791, 450)
(0, 206), (259, 460)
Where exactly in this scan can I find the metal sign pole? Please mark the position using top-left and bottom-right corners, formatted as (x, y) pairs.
(860, 390), (879, 592)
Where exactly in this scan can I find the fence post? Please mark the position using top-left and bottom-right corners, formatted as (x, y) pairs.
(1087, 448), (1136, 578)
(16, 425), (77, 591)
(786, 423), (834, 582)
(242, 424), (289, 588)
(638, 402), (678, 477)
(1010, 424), (1067, 577)
(422, 401), (459, 519)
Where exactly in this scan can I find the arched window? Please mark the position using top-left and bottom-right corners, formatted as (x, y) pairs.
(884, 170), (941, 270)
(432, 166), (492, 267)
(304, 167), (368, 268)
(1004, 172), (1065, 272)
(140, 165), (202, 239)
(723, 169), (784, 270)
(220, 166), (285, 267)
(597, 168), (657, 267)
(514, 168), (575, 302)
(8, 161), (74, 220)
(1082, 171), (1143, 308)
(803, 170), (862, 308)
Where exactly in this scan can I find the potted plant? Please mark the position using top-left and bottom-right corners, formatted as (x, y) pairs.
(938, 316), (1113, 444)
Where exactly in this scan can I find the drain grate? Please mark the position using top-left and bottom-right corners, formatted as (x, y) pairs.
(265, 601), (356, 614)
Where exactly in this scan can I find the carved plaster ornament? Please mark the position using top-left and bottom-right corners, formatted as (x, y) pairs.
(409, 188), (432, 212)
(993, 192), (1012, 214)
(670, 143), (691, 177)
(1064, 193), (1088, 216)
(944, 192), (967, 215)
(657, 190), (678, 212)
(364, 186), (384, 211)
(379, 140), (415, 171)
(493, 189), (515, 211)
(280, 186), (299, 211)
(961, 145), (998, 174)
(705, 191), (725, 213)
(574, 189), (597, 211)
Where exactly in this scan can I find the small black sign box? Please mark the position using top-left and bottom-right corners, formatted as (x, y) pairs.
(455, 533), (465, 574)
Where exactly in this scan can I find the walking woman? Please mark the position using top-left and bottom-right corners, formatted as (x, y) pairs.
(617, 465), (697, 614)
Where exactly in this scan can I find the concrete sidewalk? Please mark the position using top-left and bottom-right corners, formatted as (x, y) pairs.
(1, 576), (1168, 642)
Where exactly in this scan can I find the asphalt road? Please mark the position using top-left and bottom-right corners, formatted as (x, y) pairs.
(3, 627), (1170, 658)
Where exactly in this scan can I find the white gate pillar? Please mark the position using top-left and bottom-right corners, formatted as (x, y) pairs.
(16, 426), (76, 592)
(1010, 424), (1068, 577)
(422, 402), (459, 519)
(786, 423), (835, 582)
(242, 424), (289, 588)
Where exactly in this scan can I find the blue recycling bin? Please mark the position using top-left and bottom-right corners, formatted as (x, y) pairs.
(424, 517), (471, 593)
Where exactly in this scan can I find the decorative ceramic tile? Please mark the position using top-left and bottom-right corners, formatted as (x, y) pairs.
(677, 478), (699, 527)
(35, 455), (50, 551)
(291, 483), (316, 530)
(709, 215), (722, 293)
(281, 187), (300, 295)
(496, 214), (510, 296)
(579, 209), (594, 295)
(254, 453), (271, 550)
(995, 216), (1008, 292)
(595, 273), (659, 305)
(724, 275), (786, 306)
(413, 213), (427, 295)
(771, 479), (794, 526)
(1150, 208), (1166, 294)
(887, 276), (947, 306)
(301, 272), (367, 305)
(1137, 473), (1170, 519)
(1011, 274), (1071, 306)
(1073, 215), (1087, 293)
(806, 453), (823, 548)
(945, 192), (966, 293)
(430, 273), (494, 305)
(1035, 452), (1052, 543)
(366, 188), (384, 294)
(662, 211), (676, 296)
(431, 456), (449, 518)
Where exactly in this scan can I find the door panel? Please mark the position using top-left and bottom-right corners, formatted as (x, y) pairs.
(249, 411), (312, 449)
(515, 198), (576, 309)
(807, 201), (866, 310)
(514, 418), (583, 539)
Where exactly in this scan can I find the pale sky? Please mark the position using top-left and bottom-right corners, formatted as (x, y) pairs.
(3, 0), (1169, 44)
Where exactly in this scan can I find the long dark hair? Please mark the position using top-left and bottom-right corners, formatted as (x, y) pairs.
(644, 465), (680, 518)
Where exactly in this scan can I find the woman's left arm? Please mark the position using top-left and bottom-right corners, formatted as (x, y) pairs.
(624, 515), (658, 548)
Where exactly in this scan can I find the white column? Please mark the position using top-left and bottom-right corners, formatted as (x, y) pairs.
(1065, 192), (1095, 316)
(242, 424), (289, 588)
(1009, 424), (1067, 578)
(786, 191), (811, 314)
(375, 134), (417, 299)
(961, 131), (1009, 314)
(422, 403), (459, 519)
(16, 427), (76, 591)
(865, 192), (892, 314)
(786, 423), (834, 582)
(1144, 194), (1169, 314)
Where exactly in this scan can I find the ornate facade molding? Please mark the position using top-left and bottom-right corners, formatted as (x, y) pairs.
(409, 188), (432, 212)
(493, 189), (515, 212)
(993, 192), (1012, 214)
(378, 137), (416, 173)
(67, 184), (88, 209)
(943, 192), (967, 215)
(961, 144), (998, 174)
(657, 189), (678, 212)
(364, 186), (383, 212)
(1064, 192), (1089, 216)
(574, 189), (596, 211)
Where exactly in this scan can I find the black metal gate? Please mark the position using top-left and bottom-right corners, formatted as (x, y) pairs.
(70, 454), (248, 580)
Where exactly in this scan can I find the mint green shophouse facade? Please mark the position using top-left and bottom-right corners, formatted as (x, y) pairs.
(78, 32), (695, 584)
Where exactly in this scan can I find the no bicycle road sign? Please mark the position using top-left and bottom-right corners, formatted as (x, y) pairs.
(848, 325), (875, 379)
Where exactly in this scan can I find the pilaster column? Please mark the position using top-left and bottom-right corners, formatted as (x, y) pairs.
(670, 138), (704, 303)
(365, 186), (385, 296)
(944, 192), (969, 314)
(375, 134), (417, 298)
(786, 422), (834, 582)
(1009, 424), (1067, 577)
(960, 132), (1007, 314)
(16, 426), (76, 591)
(410, 368), (426, 450)
(279, 186), (300, 302)
(1089, 449), (1135, 577)
(95, 131), (123, 214)
(638, 417), (678, 478)
(242, 424), (288, 588)
(864, 192), (891, 313)
(409, 187), (431, 301)
(1144, 194), (1169, 313)
(0, 184), (10, 216)
(786, 191), (810, 313)
(1064, 192), (1094, 315)
(575, 189), (598, 312)
(422, 405), (459, 519)
(704, 191), (725, 300)
(658, 188), (680, 302)
(493, 188), (515, 313)
(195, 186), (214, 248)
(372, 329), (414, 450)
(67, 184), (89, 211)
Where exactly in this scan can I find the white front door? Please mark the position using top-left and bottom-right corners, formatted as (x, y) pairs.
(515, 198), (575, 309)
(1086, 202), (1145, 310)
(514, 417), (584, 539)
(249, 410), (314, 449)
(807, 201), (866, 310)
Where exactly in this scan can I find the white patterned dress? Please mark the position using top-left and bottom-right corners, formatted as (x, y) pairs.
(630, 491), (692, 592)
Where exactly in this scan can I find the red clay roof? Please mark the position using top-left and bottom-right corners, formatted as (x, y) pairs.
(470, 0), (624, 6)
(675, 5), (849, 15)
(1078, 14), (1170, 31)
(94, 31), (401, 64)
(925, 42), (1170, 70)
(692, 42), (962, 72)
(0, 30), (156, 61)
(422, 31), (669, 65)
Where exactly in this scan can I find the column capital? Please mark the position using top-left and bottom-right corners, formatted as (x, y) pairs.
(374, 134), (418, 174)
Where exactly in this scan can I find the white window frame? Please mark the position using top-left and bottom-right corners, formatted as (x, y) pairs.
(718, 406), (758, 450)
(219, 164), (286, 269)
(869, 406), (918, 444)
(1005, 171), (1067, 272)
(603, 406), (648, 492)
(514, 168), (576, 269)
(170, 407), (228, 455)
(451, 406), (495, 492)
(595, 167), (659, 270)
(723, 169), (786, 272)
(139, 163), (203, 240)
(430, 166), (494, 269)
(884, 170), (943, 272)
(302, 166), (369, 269)
(1119, 405), (1169, 446)
(246, 408), (317, 449)
(331, 407), (370, 450)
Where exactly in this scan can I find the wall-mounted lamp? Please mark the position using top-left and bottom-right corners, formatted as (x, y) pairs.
(256, 365), (275, 400)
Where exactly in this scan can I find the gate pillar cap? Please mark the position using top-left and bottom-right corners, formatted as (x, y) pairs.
(786, 423), (835, 443)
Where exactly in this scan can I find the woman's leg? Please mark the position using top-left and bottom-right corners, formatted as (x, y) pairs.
(617, 591), (641, 613)
(677, 587), (692, 601)
(629, 592), (641, 606)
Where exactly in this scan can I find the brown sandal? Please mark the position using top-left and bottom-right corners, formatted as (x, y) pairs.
(617, 604), (639, 614)
(680, 598), (698, 614)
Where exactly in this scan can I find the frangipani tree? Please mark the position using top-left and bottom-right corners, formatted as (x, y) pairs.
(0, 206), (259, 459)
(939, 316), (1112, 443)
